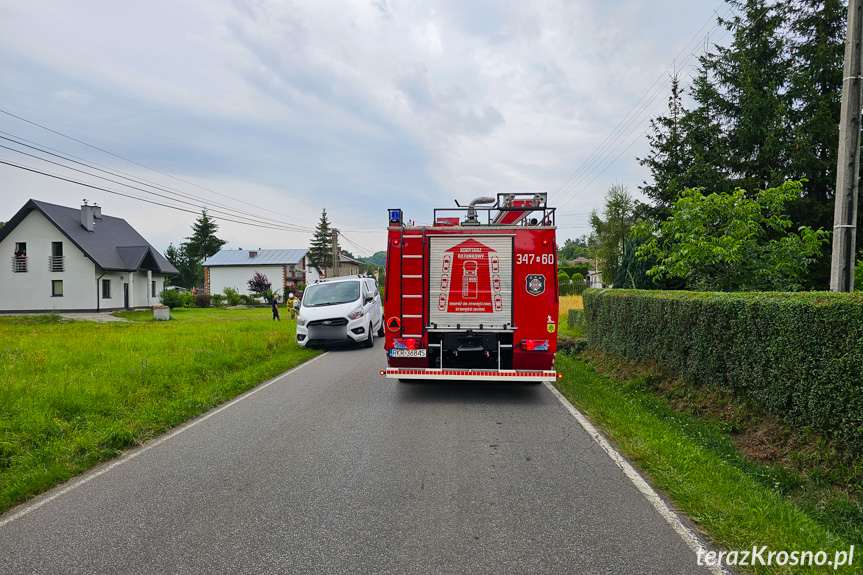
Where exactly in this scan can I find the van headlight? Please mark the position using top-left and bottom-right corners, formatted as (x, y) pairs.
(347, 307), (364, 320)
(297, 315), (307, 326)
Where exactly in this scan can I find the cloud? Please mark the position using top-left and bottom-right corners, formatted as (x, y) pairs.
(0, 0), (721, 251)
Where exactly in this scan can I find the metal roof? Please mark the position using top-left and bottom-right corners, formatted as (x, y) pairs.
(203, 248), (309, 267)
(0, 199), (179, 274)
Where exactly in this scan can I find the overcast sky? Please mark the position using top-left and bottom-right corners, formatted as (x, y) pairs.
(0, 0), (729, 256)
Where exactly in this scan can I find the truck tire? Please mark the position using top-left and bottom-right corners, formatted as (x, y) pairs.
(364, 323), (375, 348)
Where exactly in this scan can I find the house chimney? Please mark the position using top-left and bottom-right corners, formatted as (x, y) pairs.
(81, 201), (96, 232)
(92, 204), (102, 220)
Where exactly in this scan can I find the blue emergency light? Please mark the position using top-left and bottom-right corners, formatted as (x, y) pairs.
(388, 209), (402, 225)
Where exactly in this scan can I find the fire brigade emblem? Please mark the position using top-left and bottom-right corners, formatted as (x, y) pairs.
(526, 274), (545, 296)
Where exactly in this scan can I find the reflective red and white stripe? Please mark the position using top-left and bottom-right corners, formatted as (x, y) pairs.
(383, 368), (559, 382)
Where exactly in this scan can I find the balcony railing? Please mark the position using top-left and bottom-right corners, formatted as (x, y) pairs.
(11, 257), (28, 273)
(49, 256), (65, 272)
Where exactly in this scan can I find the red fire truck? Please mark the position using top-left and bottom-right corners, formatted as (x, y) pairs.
(382, 193), (560, 383)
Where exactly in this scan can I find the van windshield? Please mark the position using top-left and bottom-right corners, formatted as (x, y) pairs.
(303, 282), (361, 307)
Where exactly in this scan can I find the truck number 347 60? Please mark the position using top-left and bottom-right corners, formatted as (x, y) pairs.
(516, 253), (554, 265)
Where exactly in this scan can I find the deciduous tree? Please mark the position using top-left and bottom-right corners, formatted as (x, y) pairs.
(589, 184), (638, 286)
(247, 272), (272, 298)
(634, 181), (830, 292)
(165, 243), (201, 290)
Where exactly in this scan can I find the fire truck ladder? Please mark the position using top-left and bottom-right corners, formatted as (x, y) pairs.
(399, 227), (426, 339)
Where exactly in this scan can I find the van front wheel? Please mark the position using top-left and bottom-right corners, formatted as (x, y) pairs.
(363, 324), (375, 348)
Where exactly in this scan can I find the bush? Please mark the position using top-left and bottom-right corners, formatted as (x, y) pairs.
(159, 289), (188, 309)
(570, 273), (586, 296)
(195, 294), (211, 308)
(583, 289), (863, 453)
(211, 294), (226, 307)
(222, 287), (241, 306)
(560, 265), (589, 278)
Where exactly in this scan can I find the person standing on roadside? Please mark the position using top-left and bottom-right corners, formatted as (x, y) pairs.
(288, 292), (299, 320)
(271, 295), (280, 321)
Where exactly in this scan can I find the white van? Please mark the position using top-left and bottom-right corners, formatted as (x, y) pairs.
(296, 276), (384, 348)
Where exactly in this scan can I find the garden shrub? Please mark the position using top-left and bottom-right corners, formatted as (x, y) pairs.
(159, 289), (187, 309)
(195, 294), (211, 308)
(222, 287), (241, 306)
(560, 265), (589, 278)
(583, 289), (863, 453)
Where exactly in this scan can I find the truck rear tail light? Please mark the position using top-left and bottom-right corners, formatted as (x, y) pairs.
(520, 339), (549, 351)
(393, 338), (423, 350)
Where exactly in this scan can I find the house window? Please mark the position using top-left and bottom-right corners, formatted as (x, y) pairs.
(102, 279), (111, 299)
(52, 280), (63, 297)
(12, 242), (27, 273)
(50, 242), (64, 272)
(151, 281), (156, 297)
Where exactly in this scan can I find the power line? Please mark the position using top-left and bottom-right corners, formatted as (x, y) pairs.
(0, 108), (316, 229)
(549, 3), (738, 211)
(0, 131), (316, 233)
(0, 159), (314, 233)
(0, 141), (317, 233)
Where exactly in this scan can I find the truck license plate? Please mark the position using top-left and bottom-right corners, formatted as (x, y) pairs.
(390, 349), (427, 358)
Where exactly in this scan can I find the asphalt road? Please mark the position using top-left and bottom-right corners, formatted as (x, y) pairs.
(0, 342), (721, 575)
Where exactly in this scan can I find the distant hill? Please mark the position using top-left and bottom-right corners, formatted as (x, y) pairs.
(361, 251), (386, 267)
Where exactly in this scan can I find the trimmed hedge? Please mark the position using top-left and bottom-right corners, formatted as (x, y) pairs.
(583, 288), (863, 453)
(568, 308), (585, 329)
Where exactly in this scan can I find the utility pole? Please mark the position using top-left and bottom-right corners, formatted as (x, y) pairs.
(830, 0), (863, 292)
(331, 228), (340, 278)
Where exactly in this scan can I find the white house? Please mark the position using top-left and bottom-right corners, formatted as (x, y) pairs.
(203, 249), (320, 298)
(586, 270), (604, 288)
(0, 200), (179, 313)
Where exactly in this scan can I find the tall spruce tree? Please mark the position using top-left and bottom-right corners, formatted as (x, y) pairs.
(179, 210), (226, 288)
(308, 208), (332, 271)
(680, 62), (732, 196)
(183, 210), (227, 262)
(706, 0), (791, 193)
(638, 73), (691, 220)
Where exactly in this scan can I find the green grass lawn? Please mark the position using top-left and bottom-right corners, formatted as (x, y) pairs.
(555, 354), (861, 574)
(0, 308), (318, 514)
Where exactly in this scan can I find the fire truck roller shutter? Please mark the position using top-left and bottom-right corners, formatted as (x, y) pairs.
(428, 235), (513, 329)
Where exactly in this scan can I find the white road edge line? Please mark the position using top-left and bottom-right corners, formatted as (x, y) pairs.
(543, 381), (730, 575)
(0, 352), (329, 528)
